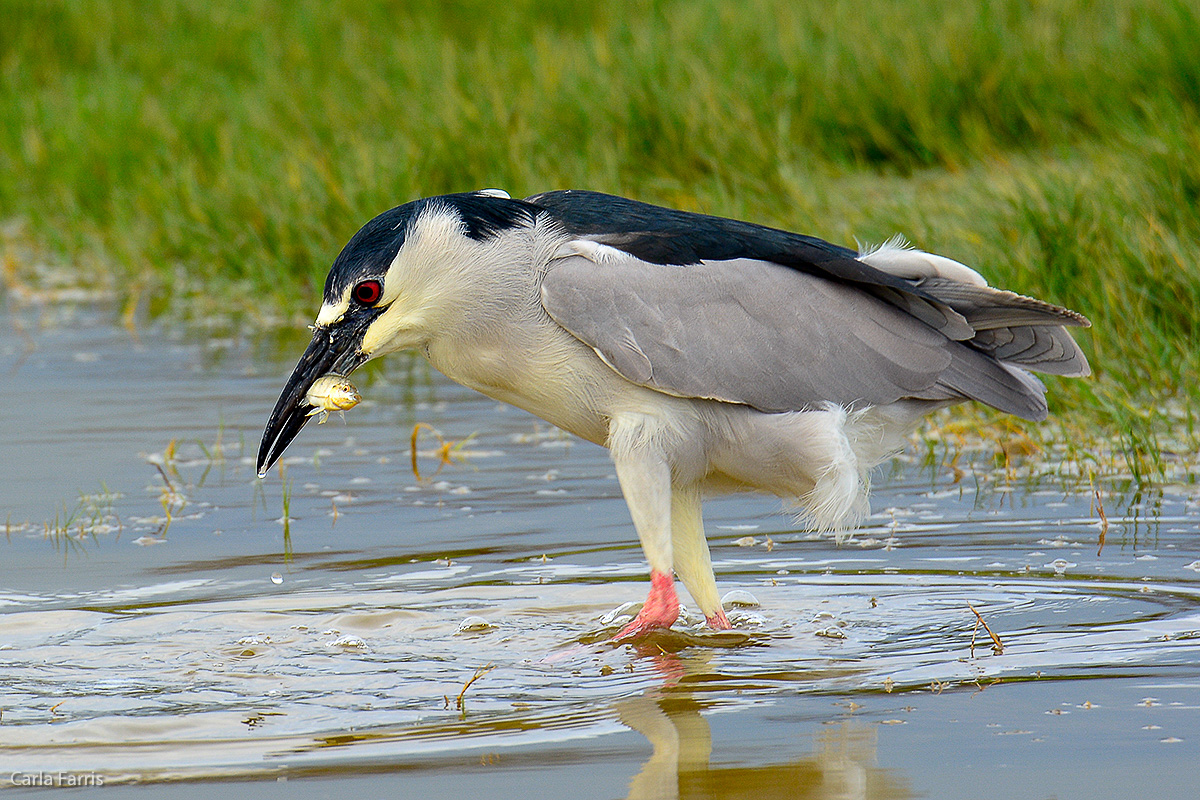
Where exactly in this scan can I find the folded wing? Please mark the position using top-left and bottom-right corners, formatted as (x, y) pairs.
(541, 248), (1088, 421)
(529, 190), (1088, 422)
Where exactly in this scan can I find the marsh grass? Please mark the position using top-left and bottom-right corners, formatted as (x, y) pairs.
(41, 487), (122, 558)
(1, 0), (1197, 480)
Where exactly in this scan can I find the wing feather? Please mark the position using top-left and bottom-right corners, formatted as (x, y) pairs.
(542, 253), (1052, 417)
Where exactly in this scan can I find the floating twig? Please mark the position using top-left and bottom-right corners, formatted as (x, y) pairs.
(1092, 477), (1109, 556)
(968, 604), (1004, 656)
(455, 664), (495, 715)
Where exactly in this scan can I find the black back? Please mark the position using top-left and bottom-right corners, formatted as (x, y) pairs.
(524, 190), (926, 296)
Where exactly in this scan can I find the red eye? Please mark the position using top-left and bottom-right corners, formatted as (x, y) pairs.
(353, 280), (382, 305)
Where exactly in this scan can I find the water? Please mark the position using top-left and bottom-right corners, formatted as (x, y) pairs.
(2, 300), (1198, 799)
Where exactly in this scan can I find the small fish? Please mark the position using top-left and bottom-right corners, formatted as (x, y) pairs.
(305, 374), (361, 424)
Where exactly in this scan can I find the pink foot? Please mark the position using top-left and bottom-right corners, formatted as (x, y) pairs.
(615, 570), (680, 639)
(705, 607), (733, 631)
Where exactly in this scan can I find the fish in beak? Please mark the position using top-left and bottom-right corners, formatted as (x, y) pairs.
(256, 315), (378, 477)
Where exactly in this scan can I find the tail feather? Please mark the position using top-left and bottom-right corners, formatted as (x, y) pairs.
(970, 325), (1091, 376)
(916, 278), (1091, 380)
(858, 243), (1091, 384)
(918, 278), (1089, 330)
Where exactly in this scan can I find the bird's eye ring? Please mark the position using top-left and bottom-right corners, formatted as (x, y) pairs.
(353, 280), (382, 305)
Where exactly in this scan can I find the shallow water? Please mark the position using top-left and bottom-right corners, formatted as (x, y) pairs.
(2, 300), (1199, 799)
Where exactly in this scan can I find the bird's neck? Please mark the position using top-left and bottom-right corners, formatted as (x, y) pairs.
(417, 222), (558, 384)
(416, 229), (612, 443)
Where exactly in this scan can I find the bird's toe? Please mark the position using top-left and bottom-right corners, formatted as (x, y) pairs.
(613, 570), (680, 639)
(705, 607), (733, 631)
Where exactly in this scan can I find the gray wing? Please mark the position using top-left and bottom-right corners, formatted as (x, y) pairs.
(541, 251), (1071, 420)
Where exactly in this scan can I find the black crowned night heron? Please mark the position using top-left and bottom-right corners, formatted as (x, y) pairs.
(258, 189), (1089, 639)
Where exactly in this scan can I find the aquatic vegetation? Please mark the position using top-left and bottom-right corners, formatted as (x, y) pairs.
(39, 486), (122, 556)
(280, 465), (293, 563)
(410, 422), (478, 482)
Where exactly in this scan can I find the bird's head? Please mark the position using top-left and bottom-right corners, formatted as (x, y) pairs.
(256, 190), (536, 476)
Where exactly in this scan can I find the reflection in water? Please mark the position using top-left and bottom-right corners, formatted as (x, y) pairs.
(4, 308), (1199, 794)
(618, 649), (910, 800)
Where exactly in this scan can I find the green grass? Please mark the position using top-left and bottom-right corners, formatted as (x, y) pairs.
(1, 0), (1198, 479)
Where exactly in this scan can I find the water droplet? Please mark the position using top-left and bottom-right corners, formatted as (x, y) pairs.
(236, 635), (269, 646)
(326, 635), (367, 651)
(457, 616), (494, 634)
(1045, 558), (1075, 575)
(721, 590), (760, 608)
(815, 627), (847, 640)
(271, 572), (284, 585)
(599, 602), (639, 626)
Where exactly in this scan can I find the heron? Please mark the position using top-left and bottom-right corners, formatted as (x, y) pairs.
(257, 189), (1090, 639)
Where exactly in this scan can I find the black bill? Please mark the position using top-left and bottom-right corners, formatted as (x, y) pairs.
(256, 315), (378, 477)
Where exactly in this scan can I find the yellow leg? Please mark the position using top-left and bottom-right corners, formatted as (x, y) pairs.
(610, 413), (681, 637)
(671, 484), (730, 629)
